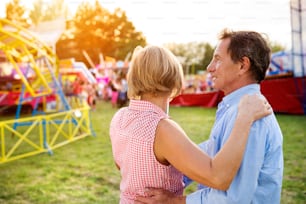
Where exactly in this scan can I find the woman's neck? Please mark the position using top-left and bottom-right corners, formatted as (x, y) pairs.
(141, 93), (169, 113)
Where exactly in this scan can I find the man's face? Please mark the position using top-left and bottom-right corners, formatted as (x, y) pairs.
(207, 38), (242, 95)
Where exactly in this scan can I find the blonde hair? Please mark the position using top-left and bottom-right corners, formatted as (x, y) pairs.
(127, 45), (184, 99)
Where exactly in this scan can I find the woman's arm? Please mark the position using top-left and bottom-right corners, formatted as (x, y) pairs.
(154, 94), (271, 190)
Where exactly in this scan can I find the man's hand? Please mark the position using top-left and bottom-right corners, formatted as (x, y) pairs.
(134, 188), (186, 204)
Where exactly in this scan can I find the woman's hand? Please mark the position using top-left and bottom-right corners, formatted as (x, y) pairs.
(238, 94), (272, 122)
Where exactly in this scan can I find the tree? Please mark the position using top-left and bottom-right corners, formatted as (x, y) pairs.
(57, 0), (112, 65)
(43, 0), (68, 21)
(165, 42), (212, 75)
(201, 43), (214, 70)
(5, 0), (29, 27)
(269, 41), (286, 53)
(29, 0), (45, 25)
(29, 0), (68, 25)
(110, 8), (146, 60)
(56, 0), (146, 67)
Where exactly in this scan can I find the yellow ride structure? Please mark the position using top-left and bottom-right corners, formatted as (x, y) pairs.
(0, 18), (95, 164)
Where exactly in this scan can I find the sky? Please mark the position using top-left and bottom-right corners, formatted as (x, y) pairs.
(1, 0), (293, 48)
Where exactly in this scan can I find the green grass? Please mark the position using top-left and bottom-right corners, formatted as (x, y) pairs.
(0, 101), (305, 203)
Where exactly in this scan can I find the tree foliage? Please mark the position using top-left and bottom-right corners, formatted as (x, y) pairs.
(165, 42), (214, 74)
(201, 43), (214, 70)
(29, 0), (68, 25)
(269, 41), (286, 53)
(5, 0), (29, 27)
(56, 0), (146, 67)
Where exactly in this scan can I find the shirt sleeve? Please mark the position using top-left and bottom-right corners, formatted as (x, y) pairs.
(186, 187), (211, 204)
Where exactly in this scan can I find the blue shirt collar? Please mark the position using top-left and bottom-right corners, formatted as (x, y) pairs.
(222, 84), (261, 107)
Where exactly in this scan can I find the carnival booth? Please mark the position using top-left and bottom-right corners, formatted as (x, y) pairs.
(172, 0), (306, 115)
(262, 0), (306, 115)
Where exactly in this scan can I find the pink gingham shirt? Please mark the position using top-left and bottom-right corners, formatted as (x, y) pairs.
(110, 100), (184, 203)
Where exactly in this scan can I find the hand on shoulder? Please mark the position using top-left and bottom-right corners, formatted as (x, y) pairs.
(238, 94), (272, 122)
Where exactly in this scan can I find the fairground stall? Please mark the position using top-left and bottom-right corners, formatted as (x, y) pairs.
(171, 0), (306, 115)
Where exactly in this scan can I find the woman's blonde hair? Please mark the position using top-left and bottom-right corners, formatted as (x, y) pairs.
(127, 45), (184, 99)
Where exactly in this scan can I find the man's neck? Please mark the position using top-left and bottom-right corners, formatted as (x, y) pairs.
(224, 79), (257, 96)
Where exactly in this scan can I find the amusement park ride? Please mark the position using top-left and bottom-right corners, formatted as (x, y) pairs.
(0, 18), (95, 164)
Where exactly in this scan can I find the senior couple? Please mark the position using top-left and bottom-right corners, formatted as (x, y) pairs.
(109, 28), (283, 204)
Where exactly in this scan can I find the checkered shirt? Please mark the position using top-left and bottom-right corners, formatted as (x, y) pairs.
(110, 100), (184, 203)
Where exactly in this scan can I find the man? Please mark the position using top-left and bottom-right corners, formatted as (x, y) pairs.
(135, 29), (284, 204)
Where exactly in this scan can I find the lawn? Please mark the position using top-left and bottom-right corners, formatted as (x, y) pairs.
(0, 100), (305, 204)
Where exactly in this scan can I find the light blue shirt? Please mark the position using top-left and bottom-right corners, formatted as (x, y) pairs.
(185, 84), (284, 204)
